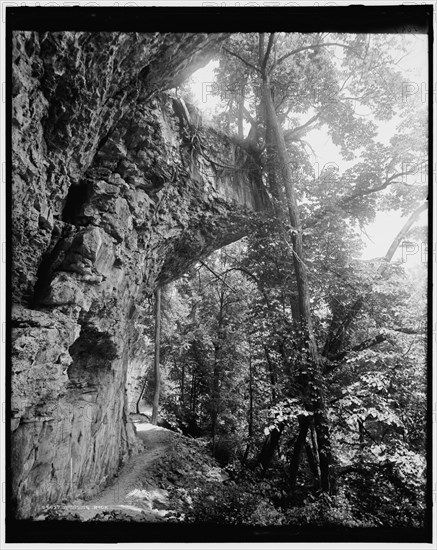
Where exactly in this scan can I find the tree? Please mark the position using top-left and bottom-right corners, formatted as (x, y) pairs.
(151, 31), (427, 527)
(213, 31), (427, 499)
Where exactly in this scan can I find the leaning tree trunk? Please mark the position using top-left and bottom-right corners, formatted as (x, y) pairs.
(261, 69), (332, 493)
(323, 201), (428, 360)
(258, 424), (284, 473)
(136, 375), (148, 415)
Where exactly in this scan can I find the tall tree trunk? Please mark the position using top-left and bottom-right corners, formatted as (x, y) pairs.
(358, 418), (365, 459)
(289, 416), (311, 492)
(265, 125), (285, 214)
(263, 344), (277, 403)
(211, 360), (220, 453)
(248, 352), (254, 439)
(237, 76), (247, 139)
(212, 286), (225, 452)
(151, 287), (162, 425)
(136, 376), (147, 415)
(260, 64), (332, 493)
(305, 441), (321, 490)
(258, 424), (284, 473)
(243, 352), (254, 464)
(179, 358), (185, 405)
(191, 372), (196, 414)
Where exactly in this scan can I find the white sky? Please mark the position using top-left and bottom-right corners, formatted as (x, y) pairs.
(186, 34), (429, 268)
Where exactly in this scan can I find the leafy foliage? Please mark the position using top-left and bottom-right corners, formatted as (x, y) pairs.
(145, 31), (428, 529)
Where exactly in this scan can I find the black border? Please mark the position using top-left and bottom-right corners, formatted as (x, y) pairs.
(4, 4), (434, 544)
(5, 5), (432, 33)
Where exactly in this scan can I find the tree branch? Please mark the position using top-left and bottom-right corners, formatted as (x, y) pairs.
(220, 266), (272, 309)
(199, 260), (237, 293)
(263, 32), (275, 72)
(223, 47), (261, 74)
(327, 333), (387, 366)
(273, 42), (356, 70)
(304, 167), (427, 230)
(242, 105), (257, 127)
(342, 167), (424, 204)
(390, 326), (425, 335)
(284, 113), (321, 142)
(377, 201), (428, 275)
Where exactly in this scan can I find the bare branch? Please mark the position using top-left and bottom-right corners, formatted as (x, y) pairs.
(198, 260), (237, 293)
(338, 74), (353, 94)
(300, 139), (317, 159)
(392, 50), (410, 67)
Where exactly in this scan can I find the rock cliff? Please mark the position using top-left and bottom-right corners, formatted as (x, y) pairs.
(11, 31), (267, 518)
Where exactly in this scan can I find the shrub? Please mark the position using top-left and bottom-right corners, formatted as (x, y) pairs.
(187, 481), (284, 525)
(285, 491), (370, 528)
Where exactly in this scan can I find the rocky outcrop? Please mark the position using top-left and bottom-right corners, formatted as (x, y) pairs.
(12, 31), (229, 304)
(11, 31), (268, 518)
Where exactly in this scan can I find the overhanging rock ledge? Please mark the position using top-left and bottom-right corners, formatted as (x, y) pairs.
(11, 31), (269, 518)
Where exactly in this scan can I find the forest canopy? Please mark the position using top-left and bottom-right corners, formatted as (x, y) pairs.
(138, 32), (428, 529)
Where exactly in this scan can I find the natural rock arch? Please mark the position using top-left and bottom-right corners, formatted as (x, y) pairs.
(11, 31), (269, 518)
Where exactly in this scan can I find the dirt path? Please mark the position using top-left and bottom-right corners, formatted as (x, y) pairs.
(70, 423), (177, 521)
(42, 418), (227, 523)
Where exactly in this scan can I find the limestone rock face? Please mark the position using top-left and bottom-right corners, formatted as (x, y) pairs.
(12, 31), (227, 304)
(11, 31), (267, 518)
